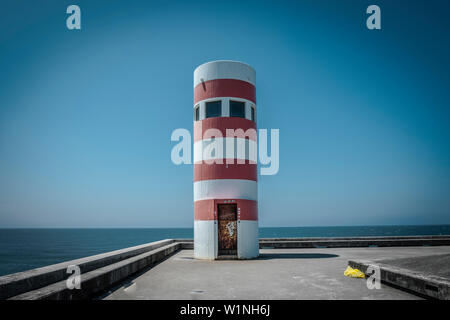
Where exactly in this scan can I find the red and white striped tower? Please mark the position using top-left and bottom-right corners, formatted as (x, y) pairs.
(193, 60), (259, 259)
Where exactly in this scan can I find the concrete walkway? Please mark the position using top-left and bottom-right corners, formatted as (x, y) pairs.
(103, 246), (450, 300)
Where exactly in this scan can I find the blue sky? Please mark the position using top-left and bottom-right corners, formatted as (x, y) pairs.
(0, 0), (449, 227)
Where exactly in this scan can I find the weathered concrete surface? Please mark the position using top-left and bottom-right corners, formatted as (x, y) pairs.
(0, 239), (176, 300)
(377, 254), (450, 277)
(349, 254), (450, 299)
(260, 236), (450, 241)
(102, 246), (450, 300)
(178, 235), (450, 249)
(9, 243), (181, 300)
(259, 236), (450, 249)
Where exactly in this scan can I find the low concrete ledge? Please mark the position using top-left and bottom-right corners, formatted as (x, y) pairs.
(0, 239), (175, 300)
(260, 235), (450, 242)
(178, 241), (193, 249)
(10, 242), (181, 300)
(175, 236), (450, 249)
(349, 258), (450, 300)
(259, 236), (450, 249)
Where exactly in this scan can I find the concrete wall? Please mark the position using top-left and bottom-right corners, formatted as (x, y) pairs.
(259, 236), (450, 249)
(0, 239), (181, 300)
(349, 258), (450, 300)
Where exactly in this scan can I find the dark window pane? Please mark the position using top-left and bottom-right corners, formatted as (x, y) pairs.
(251, 106), (255, 122)
(230, 101), (245, 118)
(194, 105), (200, 121)
(205, 101), (222, 118)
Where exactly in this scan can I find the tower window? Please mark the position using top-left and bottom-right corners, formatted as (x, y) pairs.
(205, 101), (222, 118)
(251, 106), (255, 122)
(230, 101), (245, 118)
(194, 105), (200, 121)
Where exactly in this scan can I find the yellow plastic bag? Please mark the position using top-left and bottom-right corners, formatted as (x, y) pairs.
(344, 266), (365, 278)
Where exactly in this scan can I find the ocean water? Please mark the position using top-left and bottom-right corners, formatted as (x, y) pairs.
(0, 225), (449, 276)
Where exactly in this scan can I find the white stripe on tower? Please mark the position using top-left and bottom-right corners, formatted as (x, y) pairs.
(194, 179), (258, 202)
(193, 138), (257, 163)
(194, 60), (256, 88)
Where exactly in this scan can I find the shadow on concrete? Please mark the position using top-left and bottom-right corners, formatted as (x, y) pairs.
(258, 253), (339, 260)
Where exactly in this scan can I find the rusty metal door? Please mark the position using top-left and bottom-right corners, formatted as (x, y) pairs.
(217, 204), (237, 255)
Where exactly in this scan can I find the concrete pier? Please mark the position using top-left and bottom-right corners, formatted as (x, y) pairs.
(1, 236), (449, 300)
(103, 246), (450, 300)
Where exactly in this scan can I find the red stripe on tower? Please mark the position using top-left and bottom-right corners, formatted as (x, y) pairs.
(194, 199), (258, 221)
(194, 79), (256, 104)
(193, 117), (257, 142)
(194, 162), (257, 182)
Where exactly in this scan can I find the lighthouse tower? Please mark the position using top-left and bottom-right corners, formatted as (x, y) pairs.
(193, 60), (259, 259)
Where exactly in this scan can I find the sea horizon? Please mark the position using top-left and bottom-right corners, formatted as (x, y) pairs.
(1, 223), (450, 229)
(0, 225), (450, 276)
